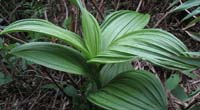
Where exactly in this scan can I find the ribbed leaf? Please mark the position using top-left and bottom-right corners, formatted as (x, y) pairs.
(100, 10), (150, 50)
(10, 42), (88, 75)
(165, 73), (180, 91)
(182, 7), (200, 21)
(0, 19), (87, 53)
(172, 0), (200, 12)
(90, 29), (200, 71)
(81, 9), (101, 58)
(100, 62), (133, 86)
(88, 70), (168, 110)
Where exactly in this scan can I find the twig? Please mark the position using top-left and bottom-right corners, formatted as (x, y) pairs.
(45, 72), (70, 99)
(153, 11), (170, 28)
(136, 0), (143, 12)
(185, 98), (200, 109)
(91, 0), (104, 20)
(115, 0), (120, 10)
(66, 73), (79, 88)
(0, 29), (26, 44)
(179, 0), (197, 19)
(179, 0), (197, 30)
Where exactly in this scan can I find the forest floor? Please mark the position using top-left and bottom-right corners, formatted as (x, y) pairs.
(0, 0), (200, 110)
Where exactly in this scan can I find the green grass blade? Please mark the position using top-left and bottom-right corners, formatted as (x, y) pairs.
(182, 7), (200, 21)
(171, 0), (200, 12)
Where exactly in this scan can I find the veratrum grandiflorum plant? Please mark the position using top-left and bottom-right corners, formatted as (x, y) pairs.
(1, 0), (200, 110)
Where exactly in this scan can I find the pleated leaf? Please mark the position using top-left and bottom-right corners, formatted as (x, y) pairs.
(171, 0), (200, 12)
(100, 61), (133, 86)
(90, 29), (200, 71)
(88, 70), (168, 110)
(81, 9), (101, 58)
(0, 19), (87, 53)
(100, 10), (150, 50)
(10, 42), (88, 75)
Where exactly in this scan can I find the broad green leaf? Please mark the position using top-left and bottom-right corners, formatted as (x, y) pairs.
(88, 70), (168, 110)
(81, 9), (101, 58)
(182, 7), (200, 21)
(182, 70), (199, 79)
(100, 61), (133, 86)
(10, 42), (89, 75)
(0, 72), (12, 85)
(90, 29), (200, 71)
(171, 85), (188, 101)
(0, 19), (87, 53)
(171, 0), (200, 12)
(165, 73), (180, 91)
(100, 10), (150, 50)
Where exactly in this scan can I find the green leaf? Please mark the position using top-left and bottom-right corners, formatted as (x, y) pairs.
(182, 70), (199, 79)
(90, 29), (200, 71)
(186, 16), (200, 26)
(171, 85), (188, 101)
(64, 85), (77, 97)
(182, 7), (200, 21)
(100, 10), (150, 51)
(165, 73), (180, 91)
(10, 42), (89, 75)
(62, 16), (72, 29)
(88, 70), (168, 110)
(81, 9), (101, 58)
(0, 72), (12, 85)
(171, 0), (200, 12)
(0, 19), (87, 53)
(100, 61), (133, 86)
(0, 38), (3, 49)
(41, 83), (58, 89)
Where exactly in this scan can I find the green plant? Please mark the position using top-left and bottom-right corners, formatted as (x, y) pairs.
(1, 0), (200, 109)
(169, 0), (200, 41)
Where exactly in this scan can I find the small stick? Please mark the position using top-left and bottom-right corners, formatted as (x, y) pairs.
(136, 0), (143, 12)
(153, 11), (170, 28)
(0, 29), (26, 44)
(46, 72), (70, 99)
(91, 0), (104, 20)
